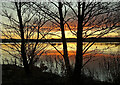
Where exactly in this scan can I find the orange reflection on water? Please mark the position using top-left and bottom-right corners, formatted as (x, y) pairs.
(38, 50), (119, 58)
(38, 50), (76, 56)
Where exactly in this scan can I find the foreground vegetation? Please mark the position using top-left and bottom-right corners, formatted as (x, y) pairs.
(2, 64), (116, 85)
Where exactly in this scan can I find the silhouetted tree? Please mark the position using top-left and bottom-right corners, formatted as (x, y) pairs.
(73, 2), (85, 84)
(0, 2), (50, 74)
(31, 1), (120, 80)
(65, 1), (120, 84)
(32, 2), (72, 76)
(58, 2), (71, 77)
(15, 2), (30, 74)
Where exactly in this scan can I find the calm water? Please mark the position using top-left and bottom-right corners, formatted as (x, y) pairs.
(0, 42), (120, 81)
(1, 42), (120, 60)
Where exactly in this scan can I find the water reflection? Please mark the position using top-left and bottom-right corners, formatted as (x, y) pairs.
(0, 42), (120, 81)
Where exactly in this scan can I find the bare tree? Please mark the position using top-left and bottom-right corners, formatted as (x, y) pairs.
(0, 2), (50, 74)
(15, 2), (30, 73)
(58, 2), (71, 77)
(29, 1), (120, 79)
(31, 2), (73, 77)
(65, 1), (120, 84)
(73, 2), (85, 83)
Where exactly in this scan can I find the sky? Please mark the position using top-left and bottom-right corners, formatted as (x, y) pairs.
(0, 2), (120, 39)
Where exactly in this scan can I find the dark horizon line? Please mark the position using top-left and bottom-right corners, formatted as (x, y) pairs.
(1, 37), (120, 43)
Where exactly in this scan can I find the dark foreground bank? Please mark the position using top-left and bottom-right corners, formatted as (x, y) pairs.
(2, 64), (116, 85)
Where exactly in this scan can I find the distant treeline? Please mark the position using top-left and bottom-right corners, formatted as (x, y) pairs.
(1, 38), (120, 43)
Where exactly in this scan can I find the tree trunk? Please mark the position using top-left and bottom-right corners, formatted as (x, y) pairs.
(74, 2), (85, 83)
(58, 2), (71, 77)
(15, 2), (30, 74)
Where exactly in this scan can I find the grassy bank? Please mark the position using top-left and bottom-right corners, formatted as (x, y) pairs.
(2, 64), (115, 85)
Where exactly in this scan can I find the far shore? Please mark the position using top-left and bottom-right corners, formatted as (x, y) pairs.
(1, 37), (120, 43)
